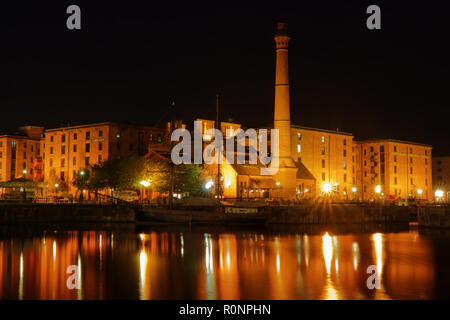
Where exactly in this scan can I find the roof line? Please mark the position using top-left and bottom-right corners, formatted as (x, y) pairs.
(44, 122), (158, 132)
(290, 124), (354, 136)
(355, 138), (432, 147)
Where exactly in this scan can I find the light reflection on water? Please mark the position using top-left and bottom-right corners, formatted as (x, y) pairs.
(0, 224), (448, 300)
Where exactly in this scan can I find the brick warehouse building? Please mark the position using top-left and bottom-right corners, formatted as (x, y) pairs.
(433, 156), (450, 202)
(0, 126), (44, 182)
(355, 140), (432, 202)
(41, 122), (167, 195)
(0, 121), (438, 203)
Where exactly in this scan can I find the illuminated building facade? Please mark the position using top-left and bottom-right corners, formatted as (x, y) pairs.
(432, 156), (450, 202)
(355, 140), (432, 202)
(291, 126), (355, 200)
(0, 126), (44, 182)
(42, 122), (166, 194)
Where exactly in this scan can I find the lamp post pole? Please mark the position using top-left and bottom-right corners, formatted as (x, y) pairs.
(216, 94), (221, 200)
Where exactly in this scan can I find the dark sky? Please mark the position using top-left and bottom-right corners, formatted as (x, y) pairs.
(1, 1), (449, 155)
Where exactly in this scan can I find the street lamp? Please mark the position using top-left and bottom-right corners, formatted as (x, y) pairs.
(375, 185), (381, 194)
(205, 180), (214, 190)
(140, 180), (151, 204)
(417, 189), (423, 199)
(22, 169), (27, 176)
(322, 182), (332, 194)
(140, 180), (150, 187)
(435, 189), (444, 201)
(275, 182), (281, 200)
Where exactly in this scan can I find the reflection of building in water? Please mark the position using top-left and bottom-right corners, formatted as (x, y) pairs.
(217, 234), (239, 299)
(382, 233), (435, 299)
(0, 229), (137, 299)
(0, 229), (438, 300)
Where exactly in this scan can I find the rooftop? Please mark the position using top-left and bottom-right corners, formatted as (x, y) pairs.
(355, 138), (432, 148)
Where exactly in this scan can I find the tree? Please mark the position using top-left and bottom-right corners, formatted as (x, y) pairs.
(71, 154), (205, 199)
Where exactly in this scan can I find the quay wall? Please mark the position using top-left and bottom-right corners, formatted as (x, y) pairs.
(0, 204), (135, 224)
(0, 203), (410, 225)
(266, 204), (410, 224)
(418, 206), (450, 228)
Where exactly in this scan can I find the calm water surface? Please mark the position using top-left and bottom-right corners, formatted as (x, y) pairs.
(1, 223), (450, 300)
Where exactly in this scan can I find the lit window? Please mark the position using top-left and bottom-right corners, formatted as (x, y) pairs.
(321, 136), (325, 143)
(297, 133), (302, 140)
(297, 144), (301, 153)
(343, 160), (347, 169)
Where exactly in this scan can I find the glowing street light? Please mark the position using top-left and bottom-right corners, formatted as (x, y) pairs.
(204, 180), (214, 190)
(375, 185), (381, 194)
(417, 189), (423, 195)
(140, 180), (150, 187)
(80, 170), (85, 176)
(435, 190), (444, 200)
(22, 169), (27, 175)
(276, 182), (281, 187)
(322, 182), (332, 193)
(352, 187), (357, 193)
(54, 183), (59, 188)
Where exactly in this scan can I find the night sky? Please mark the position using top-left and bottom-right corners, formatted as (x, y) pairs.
(1, 1), (449, 154)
